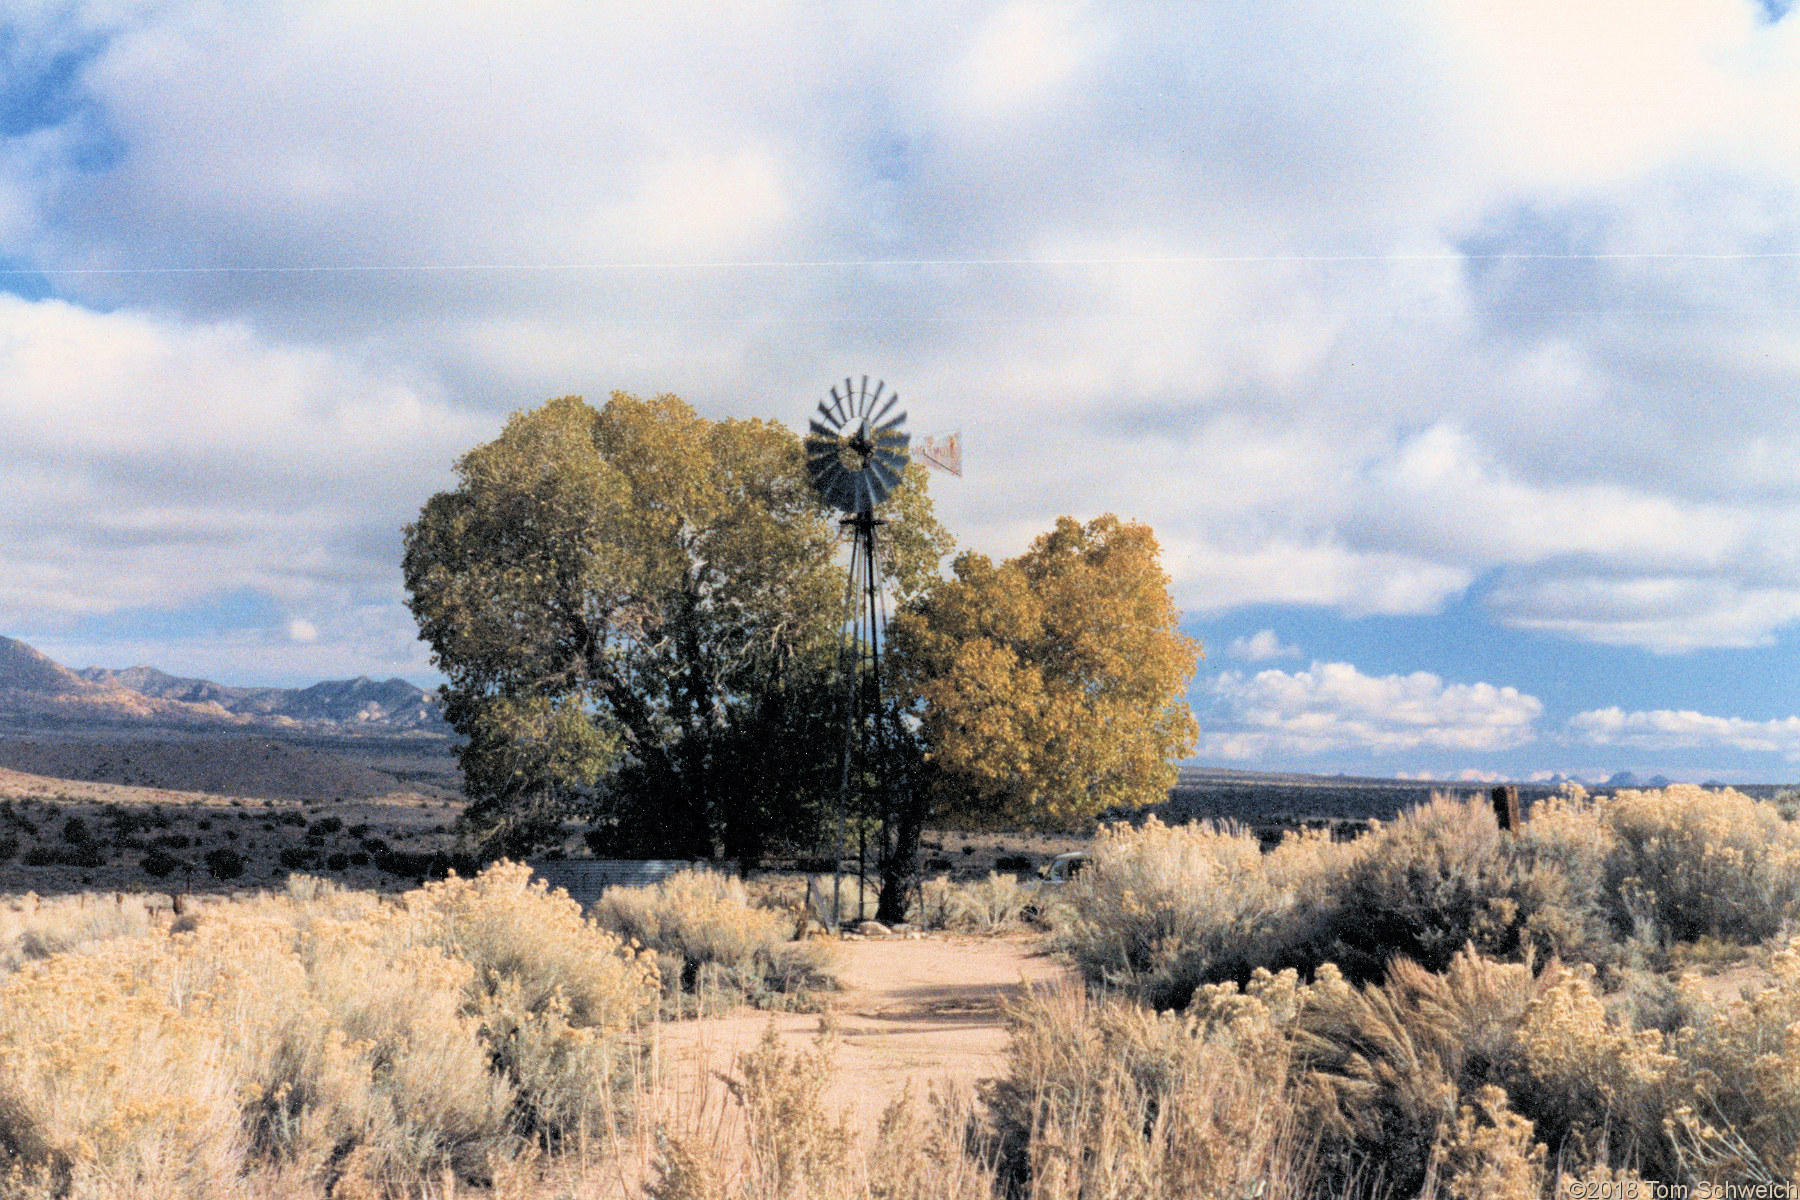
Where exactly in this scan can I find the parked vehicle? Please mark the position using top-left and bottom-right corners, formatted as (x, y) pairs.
(1040, 851), (1091, 883)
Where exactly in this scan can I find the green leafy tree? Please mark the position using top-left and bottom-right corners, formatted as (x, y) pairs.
(889, 514), (1201, 831)
(403, 391), (950, 861)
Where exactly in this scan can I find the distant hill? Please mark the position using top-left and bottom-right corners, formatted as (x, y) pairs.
(0, 636), (445, 735)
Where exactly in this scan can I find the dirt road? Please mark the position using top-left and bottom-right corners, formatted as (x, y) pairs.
(651, 933), (1072, 1131)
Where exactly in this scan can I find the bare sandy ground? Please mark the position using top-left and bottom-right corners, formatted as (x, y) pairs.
(651, 933), (1073, 1132)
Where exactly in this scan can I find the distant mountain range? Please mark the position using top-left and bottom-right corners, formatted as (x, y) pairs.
(0, 635), (446, 734)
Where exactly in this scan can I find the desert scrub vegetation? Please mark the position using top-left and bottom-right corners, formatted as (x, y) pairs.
(1016, 783), (1800, 1193)
(590, 869), (839, 1015)
(909, 871), (1042, 933)
(0, 862), (658, 1197)
(1060, 785), (1800, 1008)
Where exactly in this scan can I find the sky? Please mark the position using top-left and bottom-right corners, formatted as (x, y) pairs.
(4, 1), (1800, 783)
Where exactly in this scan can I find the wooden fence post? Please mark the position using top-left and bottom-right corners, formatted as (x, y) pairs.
(1491, 785), (1520, 832)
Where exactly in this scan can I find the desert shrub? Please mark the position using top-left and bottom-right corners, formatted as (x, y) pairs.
(277, 846), (313, 869)
(1063, 796), (1627, 1007)
(307, 816), (343, 835)
(0, 864), (660, 1197)
(325, 852), (350, 871)
(1663, 934), (1800, 1182)
(1508, 962), (1682, 1180)
(140, 848), (181, 878)
(1602, 784), (1800, 945)
(1278, 948), (1560, 1195)
(21, 843), (105, 868)
(60, 816), (90, 845)
(400, 861), (660, 1140)
(0, 895), (156, 974)
(1324, 794), (1613, 982)
(0, 836), (15, 863)
(646, 1024), (999, 1200)
(1059, 816), (1356, 1008)
(203, 846), (245, 880)
(912, 871), (1038, 933)
(592, 869), (839, 1014)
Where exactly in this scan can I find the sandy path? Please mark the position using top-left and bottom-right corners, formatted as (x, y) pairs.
(651, 933), (1072, 1131)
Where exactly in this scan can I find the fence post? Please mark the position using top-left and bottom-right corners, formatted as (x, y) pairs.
(1491, 785), (1520, 832)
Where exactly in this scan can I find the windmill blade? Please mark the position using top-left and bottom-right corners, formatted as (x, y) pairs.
(813, 464), (855, 512)
(869, 457), (903, 493)
(874, 409), (908, 433)
(843, 377), (857, 419)
(808, 419), (843, 442)
(873, 452), (908, 483)
(835, 474), (861, 512)
(871, 392), (900, 426)
(872, 434), (910, 460)
(829, 386), (850, 424)
(858, 375), (873, 417)
(855, 472), (877, 513)
(817, 400), (844, 427)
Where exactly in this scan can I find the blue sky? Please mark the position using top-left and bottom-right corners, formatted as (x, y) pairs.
(4, 2), (1800, 783)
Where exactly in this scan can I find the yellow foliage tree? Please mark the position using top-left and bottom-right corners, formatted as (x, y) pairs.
(889, 514), (1200, 829)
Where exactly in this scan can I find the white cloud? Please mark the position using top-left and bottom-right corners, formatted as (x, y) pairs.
(1226, 629), (1303, 662)
(1, 0), (1800, 685)
(0, 292), (486, 676)
(1569, 706), (1800, 758)
(1199, 661), (1543, 760)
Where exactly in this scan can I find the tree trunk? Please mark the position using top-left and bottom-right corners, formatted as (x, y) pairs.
(876, 771), (923, 924)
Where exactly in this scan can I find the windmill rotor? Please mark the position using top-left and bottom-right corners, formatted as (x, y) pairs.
(804, 375), (909, 515)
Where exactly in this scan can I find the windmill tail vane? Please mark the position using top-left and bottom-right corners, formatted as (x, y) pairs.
(917, 431), (962, 477)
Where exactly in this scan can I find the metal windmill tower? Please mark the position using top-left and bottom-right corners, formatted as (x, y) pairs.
(804, 376), (911, 925)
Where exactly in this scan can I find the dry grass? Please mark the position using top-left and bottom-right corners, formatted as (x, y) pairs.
(910, 871), (1041, 933)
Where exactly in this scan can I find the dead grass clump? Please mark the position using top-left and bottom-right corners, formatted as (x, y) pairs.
(985, 980), (1312, 1199)
(1284, 948), (1555, 1195)
(643, 1021), (997, 1200)
(592, 869), (839, 1015)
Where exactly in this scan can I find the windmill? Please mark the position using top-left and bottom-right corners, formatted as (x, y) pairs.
(805, 376), (916, 926)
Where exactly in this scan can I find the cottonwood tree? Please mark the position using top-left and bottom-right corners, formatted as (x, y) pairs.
(888, 514), (1201, 830)
(403, 391), (950, 860)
